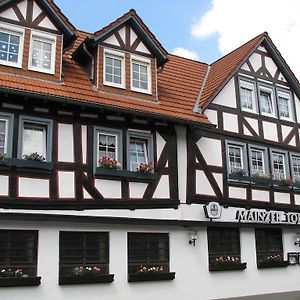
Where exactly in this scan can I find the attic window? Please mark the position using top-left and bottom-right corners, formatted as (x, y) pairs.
(277, 89), (293, 122)
(131, 55), (152, 94)
(29, 31), (56, 74)
(239, 79), (257, 113)
(258, 84), (276, 118)
(103, 49), (125, 89)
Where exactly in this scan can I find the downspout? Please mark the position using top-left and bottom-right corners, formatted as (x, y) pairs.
(83, 43), (94, 81)
(193, 65), (211, 113)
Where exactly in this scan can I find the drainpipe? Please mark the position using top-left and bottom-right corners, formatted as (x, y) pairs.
(82, 43), (94, 81)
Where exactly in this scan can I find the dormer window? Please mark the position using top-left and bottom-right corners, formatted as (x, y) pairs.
(131, 55), (151, 94)
(277, 89), (293, 122)
(29, 31), (56, 74)
(0, 23), (24, 68)
(103, 49), (125, 89)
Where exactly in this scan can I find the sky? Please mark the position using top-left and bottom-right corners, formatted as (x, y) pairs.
(55, 0), (300, 79)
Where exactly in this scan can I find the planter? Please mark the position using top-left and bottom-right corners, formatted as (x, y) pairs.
(257, 260), (289, 269)
(0, 276), (41, 287)
(293, 182), (300, 190)
(228, 175), (251, 184)
(272, 180), (292, 190)
(0, 160), (11, 171)
(128, 272), (175, 282)
(209, 262), (247, 272)
(7, 158), (53, 172)
(95, 168), (157, 182)
(59, 274), (114, 285)
(251, 177), (273, 187)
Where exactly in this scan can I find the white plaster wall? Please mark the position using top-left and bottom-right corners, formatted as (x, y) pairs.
(265, 56), (277, 78)
(205, 109), (218, 127)
(252, 189), (269, 202)
(81, 125), (87, 164)
(0, 175), (9, 196)
(58, 123), (74, 163)
(156, 132), (166, 162)
(18, 177), (49, 198)
(1, 221), (300, 300)
(95, 179), (121, 199)
(212, 78), (237, 108)
(153, 175), (170, 199)
(294, 194), (300, 206)
(104, 35), (120, 46)
(281, 125), (293, 141)
(274, 192), (290, 204)
(129, 182), (147, 199)
(229, 186), (247, 200)
(245, 117), (259, 135)
(196, 170), (215, 196)
(223, 113), (238, 133)
(0, 7), (18, 20)
(197, 137), (222, 167)
(58, 171), (75, 198)
(249, 52), (261, 72)
(263, 121), (278, 142)
(240, 63), (250, 72)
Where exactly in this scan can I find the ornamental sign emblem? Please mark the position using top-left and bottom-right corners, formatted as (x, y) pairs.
(204, 202), (222, 219)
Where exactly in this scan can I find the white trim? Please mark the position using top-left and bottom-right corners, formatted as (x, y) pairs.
(103, 48), (125, 89)
(130, 54), (152, 95)
(0, 22), (24, 68)
(0, 118), (8, 154)
(28, 30), (56, 74)
(96, 131), (119, 166)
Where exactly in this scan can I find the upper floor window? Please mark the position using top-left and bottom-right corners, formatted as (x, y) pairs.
(271, 150), (288, 180)
(103, 49), (125, 89)
(131, 55), (151, 94)
(249, 146), (268, 176)
(239, 79), (257, 113)
(0, 23), (24, 68)
(19, 116), (53, 161)
(29, 31), (56, 74)
(258, 85), (276, 117)
(0, 112), (13, 157)
(291, 154), (300, 182)
(226, 142), (247, 175)
(277, 90), (293, 122)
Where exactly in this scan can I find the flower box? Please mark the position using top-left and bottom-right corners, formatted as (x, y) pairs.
(7, 158), (53, 172)
(250, 177), (273, 186)
(228, 174), (251, 184)
(272, 180), (292, 190)
(0, 276), (41, 287)
(59, 274), (114, 285)
(293, 182), (300, 190)
(257, 260), (289, 269)
(95, 168), (157, 182)
(209, 262), (247, 272)
(0, 160), (11, 171)
(128, 272), (175, 282)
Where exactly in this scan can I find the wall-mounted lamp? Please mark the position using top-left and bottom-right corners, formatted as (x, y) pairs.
(295, 232), (300, 247)
(189, 231), (197, 246)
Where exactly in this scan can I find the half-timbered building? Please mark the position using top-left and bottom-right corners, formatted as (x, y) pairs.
(0, 1), (300, 299)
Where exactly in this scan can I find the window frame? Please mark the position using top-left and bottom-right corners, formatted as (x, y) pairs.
(270, 149), (289, 180)
(258, 84), (276, 118)
(238, 78), (258, 114)
(225, 141), (248, 176)
(130, 55), (152, 94)
(0, 112), (14, 157)
(18, 115), (53, 161)
(103, 48), (125, 89)
(0, 22), (24, 68)
(28, 30), (56, 74)
(94, 126), (123, 171)
(127, 130), (154, 172)
(276, 88), (294, 122)
(248, 145), (269, 177)
(290, 153), (300, 183)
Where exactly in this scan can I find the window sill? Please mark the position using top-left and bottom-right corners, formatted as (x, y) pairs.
(59, 274), (114, 285)
(0, 276), (41, 287)
(6, 158), (53, 173)
(95, 168), (157, 182)
(209, 262), (247, 272)
(257, 260), (289, 269)
(128, 272), (175, 282)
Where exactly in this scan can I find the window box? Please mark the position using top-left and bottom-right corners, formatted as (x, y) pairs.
(228, 174), (251, 184)
(128, 272), (175, 282)
(95, 168), (157, 181)
(272, 180), (292, 190)
(257, 260), (289, 269)
(59, 274), (114, 285)
(209, 262), (247, 272)
(7, 158), (53, 172)
(0, 160), (11, 171)
(0, 276), (41, 287)
(250, 176), (273, 186)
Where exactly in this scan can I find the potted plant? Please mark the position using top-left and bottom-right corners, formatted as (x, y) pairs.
(272, 177), (294, 189)
(137, 162), (154, 174)
(228, 169), (250, 183)
(251, 173), (273, 186)
(0, 268), (41, 287)
(209, 256), (247, 271)
(257, 254), (289, 269)
(98, 156), (120, 170)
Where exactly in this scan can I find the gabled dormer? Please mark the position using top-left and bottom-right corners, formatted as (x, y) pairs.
(0, 0), (76, 81)
(74, 9), (168, 102)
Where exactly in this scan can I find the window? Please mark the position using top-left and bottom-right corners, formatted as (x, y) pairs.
(128, 233), (170, 275)
(207, 227), (245, 271)
(59, 232), (109, 278)
(226, 142), (247, 175)
(0, 23), (24, 68)
(29, 31), (56, 74)
(239, 79), (257, 113)
(19, 116), (53, 161)
(103, 49), (125, 88)
(258, 85), (276, 117)
(131, 55), (152, 94)
(128, 130), (153, 171)
(277, 90), (293, 121)
(0, 230), (38, 277)
(255, 228), (285, 268)
(271, 150), (288, 180)
(249, 146), (268, 176)
(291, 154), (300, 182)
(0, 112), (13, 157)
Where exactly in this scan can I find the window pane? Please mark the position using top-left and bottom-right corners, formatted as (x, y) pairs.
(278, 96), (290, 118)
(31, 39), (52, 70)
(272, 153), (286, 180)
(251, 149), (265, 175)
(132, 62), (149, 90)
(0, 119), (7, 155)
(130, 139), (147, 171)
(292, 156), (300, 182)
(228, 145), (243, 173)
(260, 91), (273, 114)
(105, 55), (122, 85)
(98, 133), (117, 162)
(0, 31), (20, 63)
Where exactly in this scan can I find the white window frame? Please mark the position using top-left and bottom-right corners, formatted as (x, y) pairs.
(258, 84), (276, 118)
(18, 116), (53, 161)
(270, 149), (289, 180)
(248, 145), (268, 177)
(277, 89), (294, 122)
(290, 153), (300, 183)
(0, 112), (14, 157)
(28, 30), (56, 74)
(225, 141), (248, 176)
(239, 78), (257, 113)
(130, 55), (152, 95)
(0, 22), (24, 68)
(103, 48), (125, 89)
